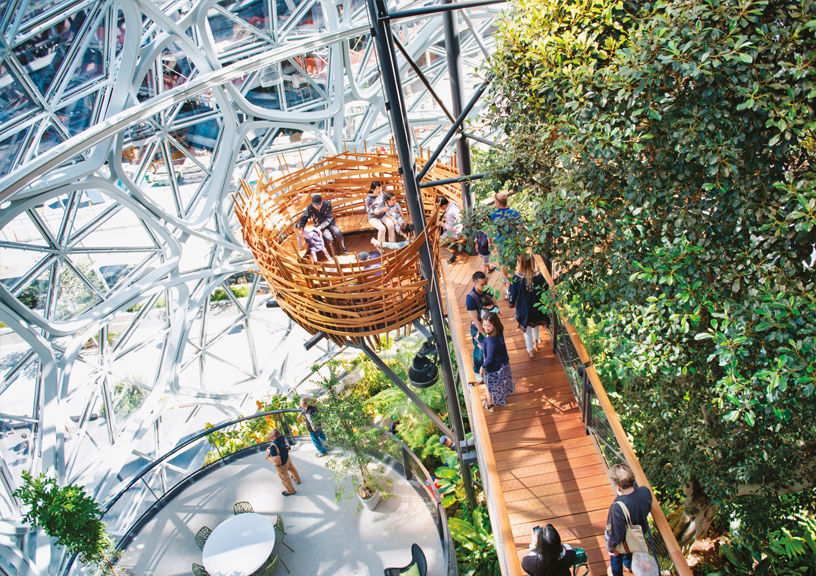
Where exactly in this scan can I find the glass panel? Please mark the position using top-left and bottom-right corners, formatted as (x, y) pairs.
(54, 259), (104, 320)
(0, 63), (36, 125)
(35, 123), (64, 155)
(288, 3), (325, 37)
(246, 85), (280, 109)
(66, 29), (105, 91)
(16, 265), (52, 312)
(19, 0), (63, 22)
(13, 11), (88, 95)
(0, 128), (27, 177)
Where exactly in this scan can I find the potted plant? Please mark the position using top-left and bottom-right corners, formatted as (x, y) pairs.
(315, 361), (391, 511)
(14, 472), (120, 575)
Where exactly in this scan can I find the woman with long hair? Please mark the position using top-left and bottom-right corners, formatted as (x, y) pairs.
(522, 524), (577, 576)
(479, 312), (514, 412)
(508, 254), (550, 359)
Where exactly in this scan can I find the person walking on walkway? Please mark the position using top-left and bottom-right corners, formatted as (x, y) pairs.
(365, 181), (397, 244)
(466, 271), (497, 383)
(266, 428), (301, 496)
(508, 254), (550, 359)
(297, 193), (347, 255)
(299, 396), (328, 456)
(480, 311), (514, 412)
(606, 462), (652, 576)
(522, 524), (577, 576)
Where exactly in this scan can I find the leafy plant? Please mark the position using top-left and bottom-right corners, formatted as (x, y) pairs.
(483, 0), (816, 545)
(14, 472), (119, 575)
(448, 506), (500, 576)
(317, 361), (392, 506)
(709, 515), (816, 576)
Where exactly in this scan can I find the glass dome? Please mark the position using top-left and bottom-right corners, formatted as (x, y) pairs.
(0, 0), (498, 571)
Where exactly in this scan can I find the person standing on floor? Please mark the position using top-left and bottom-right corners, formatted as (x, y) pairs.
(489, 191), (523, 268)
(508, 254), (550, 359)
(606, 462), (653, 576)
(479, 311), (514, 412)
(365, 181), (397, 244)
(266, 428), (301, 496)
(297, 193), (348, 255)
(299, 396), (328, 457)
(466, 271), (497, 384)
(522, 524), (577, 576)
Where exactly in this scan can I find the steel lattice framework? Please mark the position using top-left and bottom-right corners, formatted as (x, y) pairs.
(0, 0), (498, 572)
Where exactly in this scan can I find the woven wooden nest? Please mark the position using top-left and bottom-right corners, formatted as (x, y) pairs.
(233, 150), (463, 347)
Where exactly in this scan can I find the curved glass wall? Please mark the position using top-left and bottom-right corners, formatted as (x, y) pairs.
(0, 0), (498, 572)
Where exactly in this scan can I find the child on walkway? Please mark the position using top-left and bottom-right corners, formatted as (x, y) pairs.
(480, 311), (514, 412)
(508, 254), (550, 359)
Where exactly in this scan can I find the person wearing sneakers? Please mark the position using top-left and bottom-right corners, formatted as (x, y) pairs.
(508, 254), (550, 359)
(299, 396), (328, 457)
(266, 428), (301, 496)
(465, 271), (498, 384)
(479, 312), (514, 412)
(606, 462), (653, 576)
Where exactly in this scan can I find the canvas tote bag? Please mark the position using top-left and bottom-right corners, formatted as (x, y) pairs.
(613, 501), (649, 554)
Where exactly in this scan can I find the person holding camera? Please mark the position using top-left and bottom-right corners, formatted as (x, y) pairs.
(522, 524), (577, 576)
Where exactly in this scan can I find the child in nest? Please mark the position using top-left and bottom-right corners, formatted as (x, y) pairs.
(300, 224), (331, 262)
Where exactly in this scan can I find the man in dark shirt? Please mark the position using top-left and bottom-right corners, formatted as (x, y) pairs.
(297, 193), (347, 255)
(465, 271), (496, 384)
(606, 462), (652, 576)
(266, 428), (301, 496)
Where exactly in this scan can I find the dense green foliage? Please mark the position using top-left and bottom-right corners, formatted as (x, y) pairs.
(480, 0), (816, 557)
(14, 472), (117, 575)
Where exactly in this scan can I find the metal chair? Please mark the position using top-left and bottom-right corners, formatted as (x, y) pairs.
(192, 563), (210, 576)
(233, 500), (254, 515)
(194, 526), (212, 550)
(274, 515), (294, 552)
(252, 553), (290, 575)
(383, 543), (427, 576)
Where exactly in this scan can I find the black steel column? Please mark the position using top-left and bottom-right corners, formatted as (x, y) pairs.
(367, 0), (476, 509)
(443, 0), (474, 209)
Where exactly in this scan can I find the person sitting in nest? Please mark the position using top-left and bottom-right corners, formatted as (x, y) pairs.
(298, 224), (332, 263)
(371, 223), (414, 250)
(297, 192), (348, 255)
(365, 182), (397, 245)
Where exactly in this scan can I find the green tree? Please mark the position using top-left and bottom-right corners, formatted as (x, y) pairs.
(316, 362), (391, 506)
(481, 0), (816, 548)
(14, 472), (119, 575)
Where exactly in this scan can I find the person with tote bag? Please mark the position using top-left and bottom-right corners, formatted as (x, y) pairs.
(605, 463), (653, 576)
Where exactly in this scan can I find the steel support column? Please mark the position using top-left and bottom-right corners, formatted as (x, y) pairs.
(366, 0), (476, 509)
(443, 0), (474, 208)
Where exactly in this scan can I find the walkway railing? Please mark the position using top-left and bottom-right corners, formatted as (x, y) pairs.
(440, 260), (522, 576)
(535, 255), (692, 576)
(63, 409), (457, 575)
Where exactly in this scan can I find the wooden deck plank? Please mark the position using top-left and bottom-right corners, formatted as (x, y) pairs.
(443, 255), (615, 576)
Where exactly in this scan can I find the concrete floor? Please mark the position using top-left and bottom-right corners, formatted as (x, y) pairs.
(117, 443), (445, 575)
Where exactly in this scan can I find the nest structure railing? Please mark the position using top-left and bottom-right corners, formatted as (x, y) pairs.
(233, 150), (462, 346)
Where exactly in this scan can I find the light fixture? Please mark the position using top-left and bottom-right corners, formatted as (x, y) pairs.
(408, 339), (439, 388)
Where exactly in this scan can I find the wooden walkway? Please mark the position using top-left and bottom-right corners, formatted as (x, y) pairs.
(442, 254), (614, 576)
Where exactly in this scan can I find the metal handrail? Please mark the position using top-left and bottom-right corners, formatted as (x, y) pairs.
(64, 409), (457, 575)
(534, 254), (692, 576)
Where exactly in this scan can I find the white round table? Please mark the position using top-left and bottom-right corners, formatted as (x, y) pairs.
(202, 513), (278, 576)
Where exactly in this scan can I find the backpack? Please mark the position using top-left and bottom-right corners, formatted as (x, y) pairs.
(613, 501), (649, 554)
